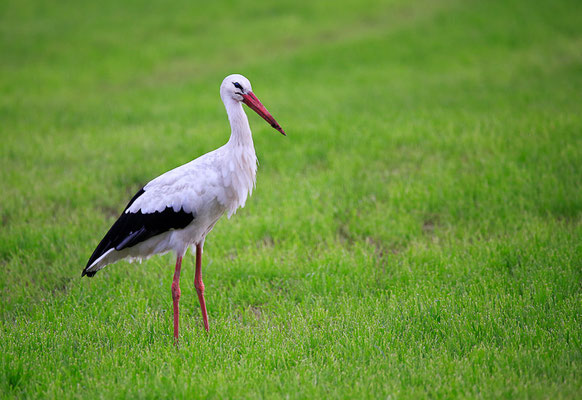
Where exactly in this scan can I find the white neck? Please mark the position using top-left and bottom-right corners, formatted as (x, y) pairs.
(223, 98), (254, 148)
(219, 96), (259, 217)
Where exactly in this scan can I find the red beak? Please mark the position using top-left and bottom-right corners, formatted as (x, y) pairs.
(242, 92), (286, 136)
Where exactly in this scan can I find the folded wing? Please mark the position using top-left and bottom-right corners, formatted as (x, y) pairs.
(83, 188), (195, 277)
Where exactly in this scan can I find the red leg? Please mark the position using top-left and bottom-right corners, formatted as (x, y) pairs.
(171, 256), (182, 343)
(195, 244), (209, 331)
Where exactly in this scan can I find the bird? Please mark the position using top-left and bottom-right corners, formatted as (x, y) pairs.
(82, 74), (285, 341)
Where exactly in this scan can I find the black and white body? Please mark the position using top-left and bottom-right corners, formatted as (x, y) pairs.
(82, 74), (285, 341)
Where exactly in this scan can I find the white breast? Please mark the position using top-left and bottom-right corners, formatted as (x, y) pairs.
(220, 143), (258, 217)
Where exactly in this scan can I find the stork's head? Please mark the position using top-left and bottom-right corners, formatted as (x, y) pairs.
(220, 74), (286, 136)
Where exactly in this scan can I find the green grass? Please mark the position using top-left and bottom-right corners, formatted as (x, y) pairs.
(1, 0), (581, 397)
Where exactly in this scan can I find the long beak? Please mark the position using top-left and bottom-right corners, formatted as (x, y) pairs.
(242, 92), (286, 136)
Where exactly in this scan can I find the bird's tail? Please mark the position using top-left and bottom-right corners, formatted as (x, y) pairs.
(81, 269), (97, 278)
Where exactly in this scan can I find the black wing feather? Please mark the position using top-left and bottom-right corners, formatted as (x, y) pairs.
(82, 188), (195, 277)
(115, 227), (146, 250)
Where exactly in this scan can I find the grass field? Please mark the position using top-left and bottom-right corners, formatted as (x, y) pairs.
(1, 0), (581, 397)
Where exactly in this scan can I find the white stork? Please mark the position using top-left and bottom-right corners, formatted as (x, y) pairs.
(82, 74), (285, 341)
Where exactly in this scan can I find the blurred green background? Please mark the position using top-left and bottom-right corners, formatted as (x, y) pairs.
(1, 0), (581, 398)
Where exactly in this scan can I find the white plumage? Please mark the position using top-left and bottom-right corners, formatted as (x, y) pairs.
(83, 74), (285, 339)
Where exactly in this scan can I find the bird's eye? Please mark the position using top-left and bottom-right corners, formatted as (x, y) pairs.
(233, 82), (243, 90)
